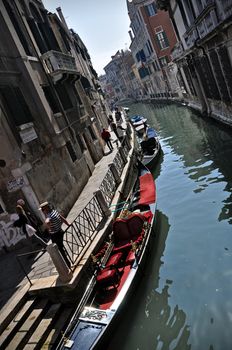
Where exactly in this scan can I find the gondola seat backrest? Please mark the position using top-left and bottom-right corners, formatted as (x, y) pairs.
(113, 213), (145, 243)
(127, 213), (145, 239)
(113, 219), (130, 243)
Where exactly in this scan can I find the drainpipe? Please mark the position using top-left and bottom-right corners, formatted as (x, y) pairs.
(193, 41), (212, 116)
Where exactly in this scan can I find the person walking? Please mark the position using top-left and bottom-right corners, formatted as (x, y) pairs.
(101, 128), (113, 151)
(110, 121), (120, 139)
(39, 202), (71, 268)
(13, 205), (37, 238)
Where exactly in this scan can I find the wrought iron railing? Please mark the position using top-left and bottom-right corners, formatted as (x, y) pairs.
(63, 124), (132, 265)
(99, 166), (117, 205)
(64, 196), (105, 264)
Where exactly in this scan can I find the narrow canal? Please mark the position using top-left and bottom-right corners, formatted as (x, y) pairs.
(108, 102), (232, 350)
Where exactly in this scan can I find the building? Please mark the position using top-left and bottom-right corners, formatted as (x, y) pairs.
(165, 0), (232, 126)
(127, 0), (181, 99)
(0, 0), (108, 251)
(103, 50), (137, 105)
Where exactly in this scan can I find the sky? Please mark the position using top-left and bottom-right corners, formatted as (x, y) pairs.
(42, 0), (131, 75)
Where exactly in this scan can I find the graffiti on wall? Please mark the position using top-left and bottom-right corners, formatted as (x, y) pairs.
(0, 214), (27, 250)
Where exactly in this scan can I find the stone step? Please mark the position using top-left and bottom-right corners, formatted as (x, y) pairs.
(42, 306), (74, 349)
(23, 303), (62, 350)
(0, 297), (35, 348)
(5, 298), (49, 350)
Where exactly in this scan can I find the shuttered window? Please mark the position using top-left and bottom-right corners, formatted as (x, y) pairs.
(156, 31), (169, 50)
(145, 3), (157, 16)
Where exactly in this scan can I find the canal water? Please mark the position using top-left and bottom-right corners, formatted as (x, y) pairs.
(108, 102), (232, 350)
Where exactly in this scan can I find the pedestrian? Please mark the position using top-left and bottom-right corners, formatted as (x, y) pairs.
(13, 205), (36, 238)
(110, 121), (120, 139)
(39, 202), (71, 268)
(101, 128), (113, 151)
(17, 198), (49, 242)
(115, 107), (122, 123)
(108, 114), (113, 125)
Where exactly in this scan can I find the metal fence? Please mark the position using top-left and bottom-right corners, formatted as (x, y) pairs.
(63, 124), (132, 265)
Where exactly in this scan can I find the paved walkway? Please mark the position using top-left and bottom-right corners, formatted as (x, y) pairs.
(0, 118), (127, 311)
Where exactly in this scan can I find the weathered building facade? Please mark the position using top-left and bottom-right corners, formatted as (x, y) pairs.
(0, 0), (108, 251)
(103, 50), (138, 105)
(127, 0), (181, 99)
(163, 0), (232, 126)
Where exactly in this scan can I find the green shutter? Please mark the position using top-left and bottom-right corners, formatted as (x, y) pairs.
(155, 34), (162, 50)
(163, 31), (169, 47)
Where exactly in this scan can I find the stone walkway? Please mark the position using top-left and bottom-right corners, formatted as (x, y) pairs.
(0, 118), (127, 311)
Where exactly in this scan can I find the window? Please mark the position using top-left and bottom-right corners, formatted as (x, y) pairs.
(88, 126), (96, 140)
(156, 31), (169, 50)
(145, 2), (157, 16)
(76, 134), (85, 152)
(66, 141), (77, 162)
(159, 56), (169, 67)
(0, 87), (33, 126)
(147, 40), (154, 54)
(136, 52), (141, 62)
(3, 0), (33, 56)
(138, 67), (150, 79)
(42, 86), (60, 113)
(55, 84), (73, 110)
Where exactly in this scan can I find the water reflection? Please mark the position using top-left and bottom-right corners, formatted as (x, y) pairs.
(123, 102), (232, 350)
(108, 211), (191, 350)
(128, 102), (232, 225)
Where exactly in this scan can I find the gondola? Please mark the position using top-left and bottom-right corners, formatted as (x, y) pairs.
(130, 115), (161, 170)
(57, 161), (157, 350)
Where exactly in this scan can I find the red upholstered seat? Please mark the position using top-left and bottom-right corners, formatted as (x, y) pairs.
(113, 242), (131, 253)
(125, 250), (135, 265)
(96, 268), (119, 289)
(127, 213), (145, 239)
(106, 252), (123, 267)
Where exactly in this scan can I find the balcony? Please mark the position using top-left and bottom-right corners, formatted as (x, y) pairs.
(41, 50), (78, 81)
(183, 26), (199, 49)
(171, 41), (184, 61)
(195, 3), (218, 40)
(220, 0), (232, 21)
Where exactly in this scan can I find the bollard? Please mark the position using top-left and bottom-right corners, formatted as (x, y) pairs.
(47, 243), (73, 283)
(108, 162), (121, 185)
(94, 189), (111, 217)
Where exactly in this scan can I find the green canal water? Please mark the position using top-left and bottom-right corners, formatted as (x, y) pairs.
(108, 102), (232, 350)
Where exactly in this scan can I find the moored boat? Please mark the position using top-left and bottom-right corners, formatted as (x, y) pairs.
(57, 161), (157, 350)
(130, 115), (161, 170)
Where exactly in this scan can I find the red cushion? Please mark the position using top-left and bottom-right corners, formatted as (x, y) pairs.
(125, 251), (135, 265)
(97, 268), (117, 283)
(106, 252), (123, 267)
(138, 173), (156, 205)
(113, 242), (132, 253)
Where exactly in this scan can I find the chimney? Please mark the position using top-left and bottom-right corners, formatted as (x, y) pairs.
(56, 7), (69, 32)
(129, 30), (134, 41)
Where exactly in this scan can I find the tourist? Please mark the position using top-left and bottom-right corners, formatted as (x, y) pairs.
(39, 202), (71, 268)
(13, 205), (36, 238)
(101, 128), (113, 151)
(17, 198), (49, 242)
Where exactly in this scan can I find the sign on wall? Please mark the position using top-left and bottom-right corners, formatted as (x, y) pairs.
(7, 177), (24, 192)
